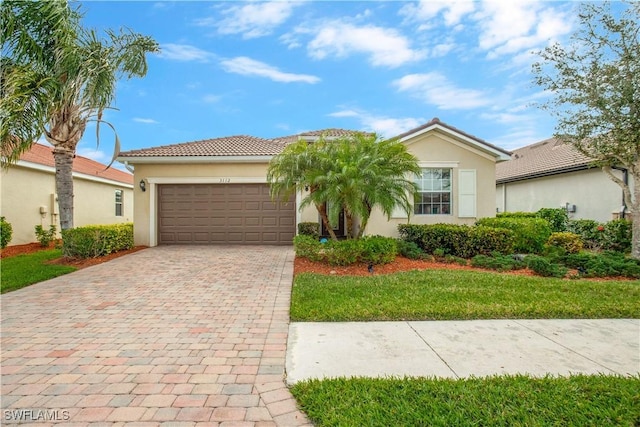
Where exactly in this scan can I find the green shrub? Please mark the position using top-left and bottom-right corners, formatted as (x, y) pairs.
(61, 223), (133, 258)
(476, 217), (551, 254)
(471, 253), (525, 271)
(0, 216), (12, 249)
(397, 224), (513, 258)
(536, 208), (569, 232)
(443, 254), (467, 265)
(601, 219), (632, 253)
(525, 255), (567, 278)
(360, 236), (397, 265)
(433, 248), (446, 257)
(396, 240), (424, 260)
(546, 232), (583, 254)
(298, 222), (320, 239)
(567, 219), (601, 249)
(496, 211), (537, 218)
(564, 251), (640, 279)
(466, 226), (514, 257)
(293, 235), (324, 262)
(34, 224), (57, 247)
(324, 239), (361, 266)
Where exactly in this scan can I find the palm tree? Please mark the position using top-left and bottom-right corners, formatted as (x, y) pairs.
(1, 0), (159, 230)
(267, 133), (419, 240)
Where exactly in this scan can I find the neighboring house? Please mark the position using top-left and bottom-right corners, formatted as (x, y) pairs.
(117, 118), (511, 247)
(0, 143), (134, 246)
(495, 138), (630, 222)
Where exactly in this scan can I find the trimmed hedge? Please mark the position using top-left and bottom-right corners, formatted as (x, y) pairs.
(536, 208), (569, 232)
(0, 216), (12, 249)
(298, 222), (320, 239)
(476, 217), (551, 254)
(62, 223), (134, 258)
(546, 232), (583, 254)
(397, 224), (514, 258)
(293, 235), (397, 266)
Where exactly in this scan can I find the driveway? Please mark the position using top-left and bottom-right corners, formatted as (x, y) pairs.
(1, 246), (311, 426)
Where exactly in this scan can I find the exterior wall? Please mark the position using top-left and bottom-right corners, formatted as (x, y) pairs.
(0, 164), (133, 245)
(495, 168), (627, 223)
(132, 162), (279, 246)
(366, 130), (499, 238)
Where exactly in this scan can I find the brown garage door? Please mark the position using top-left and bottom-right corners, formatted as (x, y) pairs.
(157, 184), (295, 245)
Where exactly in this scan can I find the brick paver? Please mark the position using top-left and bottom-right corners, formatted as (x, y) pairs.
(1, 246), (311, 426)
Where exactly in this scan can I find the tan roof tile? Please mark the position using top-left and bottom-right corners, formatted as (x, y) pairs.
(19, 143), (133, 185)
(119, 135), (285, 157)
(496, 138), (594, 183)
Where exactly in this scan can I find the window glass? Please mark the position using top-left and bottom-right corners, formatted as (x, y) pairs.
(414, 168), (452, 215)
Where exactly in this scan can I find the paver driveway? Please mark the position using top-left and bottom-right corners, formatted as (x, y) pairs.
(1, 246), (311, 426)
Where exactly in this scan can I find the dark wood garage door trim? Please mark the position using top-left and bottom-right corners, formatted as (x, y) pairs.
(156, 182), (295, 245)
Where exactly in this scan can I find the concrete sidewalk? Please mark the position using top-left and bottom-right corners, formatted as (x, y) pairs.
(286, 319), (640, 384)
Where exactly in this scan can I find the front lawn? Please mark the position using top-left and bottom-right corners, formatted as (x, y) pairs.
(1, 249), (76, 293)
(291, 375), (640, 427)
(290, 270), (640, 321)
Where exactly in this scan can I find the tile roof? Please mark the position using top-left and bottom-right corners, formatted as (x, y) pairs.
(398, 117), (512, 157)
(496, 138), (594, 183)
(272, 128), (374, 145)
(119, 135), (286, 157)
(18, 143), (134, 185)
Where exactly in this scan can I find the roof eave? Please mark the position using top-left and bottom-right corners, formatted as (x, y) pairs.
(399, 123), (512, 161)
(496, 163), (594, 184)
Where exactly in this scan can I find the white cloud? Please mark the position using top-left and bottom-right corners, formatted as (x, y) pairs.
(76, 146), (109, 163)
(197, 2), (300, 39)
(393, 72), (490, 110)
(400, 1), (475, 27)
(329, 109), (424, 138)
(202, 94), (221, 103)
(474, 1), (572, 59)
(158, 44), (215, 62)
(133, 117), (158, 124)
(221, 57), (320, 84)
(292, 21), (424, 68)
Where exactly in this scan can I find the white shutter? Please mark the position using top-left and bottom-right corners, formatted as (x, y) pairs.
(458, 169), (476, 218)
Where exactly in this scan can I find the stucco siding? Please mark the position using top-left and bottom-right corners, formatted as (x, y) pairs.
(365, 132), (498, 238)
(1, 165), (133, 245)
(496, 168), (625, 222)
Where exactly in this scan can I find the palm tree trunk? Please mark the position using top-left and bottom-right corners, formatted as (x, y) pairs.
(316, 202), (337, 241)
(52, 147), (74, 230)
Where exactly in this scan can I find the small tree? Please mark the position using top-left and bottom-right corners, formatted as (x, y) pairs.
(532, 1), (640, 259)
(1, 0), (159, 231)
(267, 133), (419, 240)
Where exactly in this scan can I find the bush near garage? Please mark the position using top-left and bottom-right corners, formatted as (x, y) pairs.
(297, 222), (320, 239)
(62, 223), (133, 258)
(536, 208), (569, 232)
(476, 217), (551, 254)
(293, 234), (397, 266)
(0, 216), (13, 249)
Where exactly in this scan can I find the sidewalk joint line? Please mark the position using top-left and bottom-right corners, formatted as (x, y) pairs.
(406, 321), (460, 379)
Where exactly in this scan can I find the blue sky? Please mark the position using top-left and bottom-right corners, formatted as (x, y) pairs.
(71, 1), (597, 164)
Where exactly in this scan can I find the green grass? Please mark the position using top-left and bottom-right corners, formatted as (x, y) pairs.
(291, 270), (640, 321)
(1, 249), (76, 293)
(291, 375), (640, 427)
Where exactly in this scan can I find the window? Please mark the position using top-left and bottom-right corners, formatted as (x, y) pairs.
(115, 190), (123, 216)
(414, 168), (451, 215)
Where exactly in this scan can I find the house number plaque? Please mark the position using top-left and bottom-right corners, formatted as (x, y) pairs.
(219, 178), (231, 183)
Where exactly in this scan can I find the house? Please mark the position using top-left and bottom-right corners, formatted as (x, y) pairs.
(495, 138), (630, 222)
(117, 118), (511, 246)
(0, 143), (134, 246)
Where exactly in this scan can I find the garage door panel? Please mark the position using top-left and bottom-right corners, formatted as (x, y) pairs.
(158, 184), (295, 245)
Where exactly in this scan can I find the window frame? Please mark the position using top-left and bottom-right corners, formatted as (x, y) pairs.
(115, 189), (123, 217)
(413, 168), (452, 216)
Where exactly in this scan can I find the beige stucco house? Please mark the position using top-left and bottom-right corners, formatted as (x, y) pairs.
(1, 143), (134, 246)
(118, 118), (511, 246)
(496, 138), (631, 222)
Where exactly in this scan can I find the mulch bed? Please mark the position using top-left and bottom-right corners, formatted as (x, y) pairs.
(1, 241), (147, 269)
